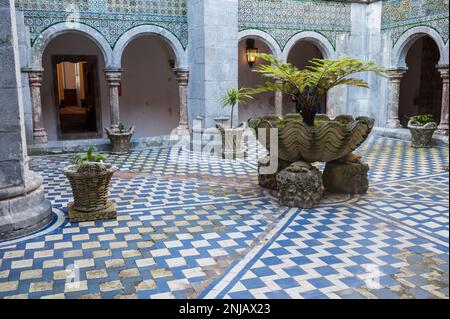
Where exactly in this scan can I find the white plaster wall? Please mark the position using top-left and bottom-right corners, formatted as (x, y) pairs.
(41, 34), (110, 141)
(120, 36), (179, 137)
(238, 39), (274, 123)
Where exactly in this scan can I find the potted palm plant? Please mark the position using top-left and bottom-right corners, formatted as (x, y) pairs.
(64, 147), (117, 222)
(217, 88), (253, 158)
(248, 54), (385, 163)
(407, 114), (437, 148)
(105, 122), (135, 155)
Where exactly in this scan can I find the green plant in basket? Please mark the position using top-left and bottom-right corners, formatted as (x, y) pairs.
(71, 146), (108, 165)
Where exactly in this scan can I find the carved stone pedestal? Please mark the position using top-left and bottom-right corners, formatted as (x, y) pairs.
(323, 161), (369, 194)
(277, 161), (323, 209)
(68, 201), (117, 223)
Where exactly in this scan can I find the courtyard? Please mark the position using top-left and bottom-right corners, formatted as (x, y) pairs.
(0, 135), (448, 299)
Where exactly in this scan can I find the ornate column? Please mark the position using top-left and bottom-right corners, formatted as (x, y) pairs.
(23, 68), (47, 144)
(275, 79), (283, 116)
(387, 68), (407, 128)
(104, 68), (122, 130)
(1, 0), (51, 239)
(436, 64), (449, 135)
(174, 68), (190, 134)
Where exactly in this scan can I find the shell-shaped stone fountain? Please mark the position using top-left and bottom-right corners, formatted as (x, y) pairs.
(250, 114), (375, 163)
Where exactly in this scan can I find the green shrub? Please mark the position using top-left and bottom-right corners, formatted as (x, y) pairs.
(409, 114), (435, 125)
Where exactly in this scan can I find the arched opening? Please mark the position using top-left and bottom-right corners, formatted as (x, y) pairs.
(41, 33), (108, 141)
(399, 36), (442, 127)
(286, 41), (326, 114)
(120, 35), (179, 137)
(238, 38), (274, 123)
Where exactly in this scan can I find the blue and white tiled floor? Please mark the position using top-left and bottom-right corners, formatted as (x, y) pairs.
(0, 135), (448, 299)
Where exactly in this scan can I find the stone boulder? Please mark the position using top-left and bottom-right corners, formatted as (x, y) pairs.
(258, 156), (290, 190)
(277, 161), (323, 208)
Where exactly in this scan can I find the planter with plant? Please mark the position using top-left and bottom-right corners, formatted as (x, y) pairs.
(217, 88), (253, 158)
(248, 54), (384, 164)
(64, 147), (117, 222)
(407, 114), (437, 148)
(246, 54), (386, 204)
(105, 122), (135, 154)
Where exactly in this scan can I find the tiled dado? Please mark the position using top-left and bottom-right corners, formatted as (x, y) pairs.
(238, 0), (352, 49)
(382, 0), (449, 45)
(15, 0), (188, 48)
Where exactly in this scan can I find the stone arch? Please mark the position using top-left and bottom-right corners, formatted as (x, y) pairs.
(391, 26), (448, 68)
(112, 25), (187, 69)
(282, 31), (335, 61)
(29, 22), (113, 68)
(238, 29), (283, 59)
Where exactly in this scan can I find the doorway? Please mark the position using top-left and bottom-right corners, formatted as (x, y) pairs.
(398, 36), (442, 127)
(52, 55), (101, 139)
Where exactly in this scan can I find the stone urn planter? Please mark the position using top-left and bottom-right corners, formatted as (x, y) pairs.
(216, 123), (246, 159)
(407, 117), (437, 148)
(252, 114), (375, 163)
(64, 158), (117, 222)
(105, 126), (135, 154)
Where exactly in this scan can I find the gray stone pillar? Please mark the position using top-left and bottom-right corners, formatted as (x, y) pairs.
(436, 64), (449, 135)
(0, 0), (51, 239)
(105, 68), (122, 130)
(387, 68), (407, 128)
(188, 0), (238, 128)
(174, 68), (190, 134)
(275, 80), (283, 116)
(23, 67), (47, 144)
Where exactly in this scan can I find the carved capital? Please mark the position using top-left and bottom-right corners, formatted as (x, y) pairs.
(437, 64), (449, 82)
(387, 68), (407, 82)
(174, 68), (189, 86)
(23, 68), (44, 87)
(104, 68), (122, 86)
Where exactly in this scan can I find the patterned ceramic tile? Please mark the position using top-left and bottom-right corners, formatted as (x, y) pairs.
(0, 135), (448, 299)
(382, 0), (449, 45)
(15, 0), (188, 48)
(238, 0), (351, 49)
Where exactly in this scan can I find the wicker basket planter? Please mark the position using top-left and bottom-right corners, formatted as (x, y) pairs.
(64, 162), (117, 212)
(407, 120), (437, 148)
(105, 127), (135, 154)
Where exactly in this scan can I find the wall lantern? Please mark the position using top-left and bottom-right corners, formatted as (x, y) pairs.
(246, 39), (258, 68)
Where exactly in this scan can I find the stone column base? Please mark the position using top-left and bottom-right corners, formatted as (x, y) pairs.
(435, 126), (449, 136)
(0, 171), (52, 240)
(68, 201), (117, 222)
(387, 120), (401, 128)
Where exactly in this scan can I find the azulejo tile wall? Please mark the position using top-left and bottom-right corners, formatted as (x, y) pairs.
(382, 0), (449, 46)
(238, 0), (352, 50)
(15, 0), (188, 48)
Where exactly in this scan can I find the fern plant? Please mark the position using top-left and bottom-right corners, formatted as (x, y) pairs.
(248, 53), (386, 126)
(220, 88), (253, 128)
